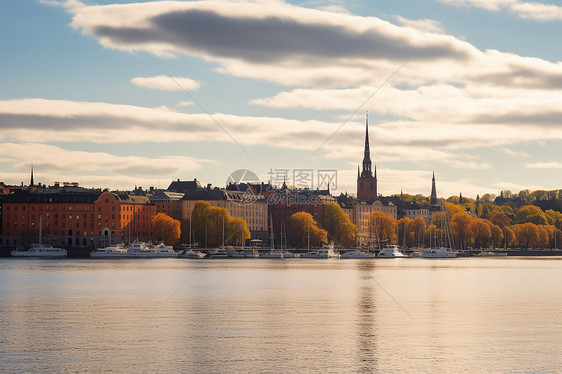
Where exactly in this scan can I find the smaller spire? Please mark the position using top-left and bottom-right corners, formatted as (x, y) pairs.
(357, 163), (360, 179)
(30, 164), (34, 187)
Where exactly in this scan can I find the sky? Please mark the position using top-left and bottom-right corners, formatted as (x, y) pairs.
(1, 0), (562, 199)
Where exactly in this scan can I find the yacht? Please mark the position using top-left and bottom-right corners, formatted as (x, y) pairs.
(11, 243), (67, 258)
(178, 249), (206, 259)
(377, 245), (406, 258)
(207, 250), (229, 259)
(259, 251), (299, 258)
(90, 244), (127, 258)
(422, 247), (457, 258)
(126, 242), (177, 258)
(477, 251), (508, 257)
(301, 244), (339, 259)
(340, 250), (376, 259)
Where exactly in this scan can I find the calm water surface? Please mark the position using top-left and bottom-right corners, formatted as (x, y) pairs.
(1, 257), (561, 373)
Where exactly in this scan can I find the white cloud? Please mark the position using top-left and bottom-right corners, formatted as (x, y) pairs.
(395, 16), (444, 33)
(0, 143), (214, 190)
(525, 161), (562, 169)
(176, 100), (194, 107)
(130, 75), (200, 91)
(62, 0), (562, 89)
(439, 0), (562, 21)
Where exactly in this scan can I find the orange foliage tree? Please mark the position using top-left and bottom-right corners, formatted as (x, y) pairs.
(152, 213), (181, 245)
(288, 212), (328, 248)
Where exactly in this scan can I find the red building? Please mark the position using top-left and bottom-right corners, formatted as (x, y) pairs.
(357, 113), (378, 202)
(1, 189), (155, 248)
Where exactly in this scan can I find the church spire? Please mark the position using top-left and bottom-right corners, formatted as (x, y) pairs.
(30, 164), (34, 187)
(360, 111), (372, 178)
(430, 171), (437, 205)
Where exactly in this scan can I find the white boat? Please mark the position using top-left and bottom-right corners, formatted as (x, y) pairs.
(11, 216), (67, 258)
(230, 250), (258, 258)
(207, 250), (229, 259)
(340, 250), (376, 259)
(301, 244), (340, 259)
(90, 244), (127, 258)
(178, 249), (206, 259)
(422, 247), (457, 258)
(259, 251), (299, 258)
(11, 243), (67, 258)
(126, 242), (177, 258)
(377, 245), (406, 258)
(477, 251), (508, 257)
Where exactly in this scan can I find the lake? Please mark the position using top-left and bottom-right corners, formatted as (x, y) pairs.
(1, 257), (561, 373)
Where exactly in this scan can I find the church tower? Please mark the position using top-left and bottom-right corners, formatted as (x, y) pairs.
(430, 171), (437, 206)
(357, 112), (378, 201)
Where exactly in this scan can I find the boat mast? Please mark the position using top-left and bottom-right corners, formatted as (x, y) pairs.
(39, 215), (42, 245)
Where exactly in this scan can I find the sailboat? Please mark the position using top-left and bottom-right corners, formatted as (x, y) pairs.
(11, 216), (67, 258)
(422, 209), (457, 258)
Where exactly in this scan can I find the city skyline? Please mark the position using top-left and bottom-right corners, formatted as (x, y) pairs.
(1, 0), (562, 198)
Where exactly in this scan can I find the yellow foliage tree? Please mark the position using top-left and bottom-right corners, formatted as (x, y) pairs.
(289, 212), (328, 248)
(152, 213), (181, 245)
(367, 211), (397, 248)
(322, 203), (357, 247)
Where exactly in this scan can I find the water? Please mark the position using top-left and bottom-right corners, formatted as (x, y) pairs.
(1, 257), (561, 373)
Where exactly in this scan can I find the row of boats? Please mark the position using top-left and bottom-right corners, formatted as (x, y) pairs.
(10, 243), (469, 259)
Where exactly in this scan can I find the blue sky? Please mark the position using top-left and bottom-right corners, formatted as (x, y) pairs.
(1, 0), (561, 198)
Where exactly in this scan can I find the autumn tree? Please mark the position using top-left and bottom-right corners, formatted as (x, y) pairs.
(512, 223), (540, 249)
(322, 203), (357, 247)
(398, 217), (412, 247)
(515, 205), (547, 225)
(367, 211), (397, 248)
(503, 226), (517, 248)
(191, 201), (250, 247)
(488, 211), (511, 228)
(410, 217), (427, 248)
(152, 213), (181, 245)
(470, 218), (492, 249)
(227, 217), (251, 246)
(288, 212), (328, 248)
(487, 222), (504, 249)
(451, 213), (472, 250)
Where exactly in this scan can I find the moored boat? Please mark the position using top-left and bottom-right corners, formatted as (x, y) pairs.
(422, 247), (457, 258)
(377, 245), (406, 258)
(90, 244), (127, 258)
(11, 243), (67, 258)
(340, 250), (376, 259)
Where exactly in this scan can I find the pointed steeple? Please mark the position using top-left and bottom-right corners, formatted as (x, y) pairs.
(459, 191), (463, 204)
(430, 171), (437, 205)
(357, 163), (360, 179)
(30, 164), (34, 187)
(360, 111), (372, 178)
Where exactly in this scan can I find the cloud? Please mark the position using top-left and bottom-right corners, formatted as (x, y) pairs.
(439, 0), (562, 21)
(1, 98), (561, 173)
(60, 0), (562, 90)
(0, 143), (208, 178)
(525, 161), (562, 169)
(130, 75), (200, 91)
(395, 16), (444, 33)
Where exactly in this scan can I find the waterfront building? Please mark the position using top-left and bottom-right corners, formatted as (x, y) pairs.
(182, 186), (269, 244)
(1, 188), (155, 248)
(150, 190), (184, 220)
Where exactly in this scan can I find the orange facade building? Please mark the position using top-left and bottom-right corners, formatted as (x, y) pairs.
(2, 190), (155, 248)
